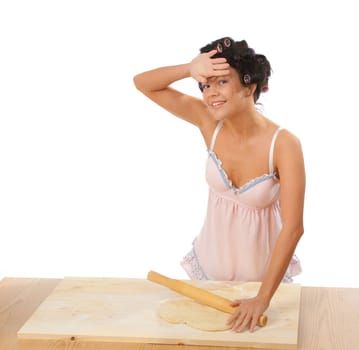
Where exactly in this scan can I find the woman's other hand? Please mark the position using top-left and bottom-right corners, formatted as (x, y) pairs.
(227, 295), (269, 333)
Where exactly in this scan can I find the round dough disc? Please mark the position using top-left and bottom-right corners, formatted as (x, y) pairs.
(158, 297), (231, 331)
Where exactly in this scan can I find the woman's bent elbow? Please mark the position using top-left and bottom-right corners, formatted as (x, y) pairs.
(294, 225), (304, 241)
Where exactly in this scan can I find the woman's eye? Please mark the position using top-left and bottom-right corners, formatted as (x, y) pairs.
(218, 80), (227, 85)
(202, 84), (210, 90)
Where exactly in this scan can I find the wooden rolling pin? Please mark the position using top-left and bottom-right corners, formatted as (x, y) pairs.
(147, 270), (267, 327)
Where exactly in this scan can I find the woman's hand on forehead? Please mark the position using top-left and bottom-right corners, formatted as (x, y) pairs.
(190, 49), (230, 83)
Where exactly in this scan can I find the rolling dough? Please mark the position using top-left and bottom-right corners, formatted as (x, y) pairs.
(159, 297), (231, 331)
(158, 286), (254, 331)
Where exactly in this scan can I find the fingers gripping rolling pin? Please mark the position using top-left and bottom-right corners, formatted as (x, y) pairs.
(147, 270), (267, 327)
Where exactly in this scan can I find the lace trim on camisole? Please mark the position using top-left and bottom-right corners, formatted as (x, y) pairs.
(208, 151), (276, 194)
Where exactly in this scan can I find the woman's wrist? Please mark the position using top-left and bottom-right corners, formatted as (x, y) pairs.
(257, 283), (276, 306)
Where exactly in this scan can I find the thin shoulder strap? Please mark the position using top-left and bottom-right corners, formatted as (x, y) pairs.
(209, 120), (224, 151)
(269, 127), (283, 174)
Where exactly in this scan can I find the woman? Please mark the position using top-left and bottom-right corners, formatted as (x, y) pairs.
(133, 37), (305, 332)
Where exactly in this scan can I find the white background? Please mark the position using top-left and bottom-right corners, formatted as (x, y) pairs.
(1, 1), (358, 288)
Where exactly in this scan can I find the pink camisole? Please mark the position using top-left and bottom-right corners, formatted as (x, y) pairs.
(181, 120), (301, 282)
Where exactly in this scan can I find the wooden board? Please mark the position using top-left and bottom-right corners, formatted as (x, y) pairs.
(17, 277), (301, 349)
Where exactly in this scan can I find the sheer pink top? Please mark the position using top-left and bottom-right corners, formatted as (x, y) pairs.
(181, 120), (301, 282)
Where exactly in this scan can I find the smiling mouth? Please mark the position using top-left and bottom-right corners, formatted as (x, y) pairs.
(211, 101), (225, 109)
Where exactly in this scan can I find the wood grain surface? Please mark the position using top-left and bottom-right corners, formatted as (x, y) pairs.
(298, 287), (359, 349)
(0, 278), (358, 350)
(17, 277), (301, 349)
(0, 278), (60, 350)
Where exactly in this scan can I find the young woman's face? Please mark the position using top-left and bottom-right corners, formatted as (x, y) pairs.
(201, 67), (251, 120)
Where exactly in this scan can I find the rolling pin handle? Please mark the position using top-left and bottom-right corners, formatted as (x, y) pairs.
(258, 314), (268, 327)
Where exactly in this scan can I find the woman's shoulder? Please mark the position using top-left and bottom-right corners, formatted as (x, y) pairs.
(274, 127), (304, 167)
(262, 116), (301, 145)
(276, 128), (302, 147)
(261, 117), (303, 159)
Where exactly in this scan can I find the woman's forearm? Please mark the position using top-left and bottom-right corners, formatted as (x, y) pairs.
(258, 228), (303, 304)
(133, 63), (191, 94)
